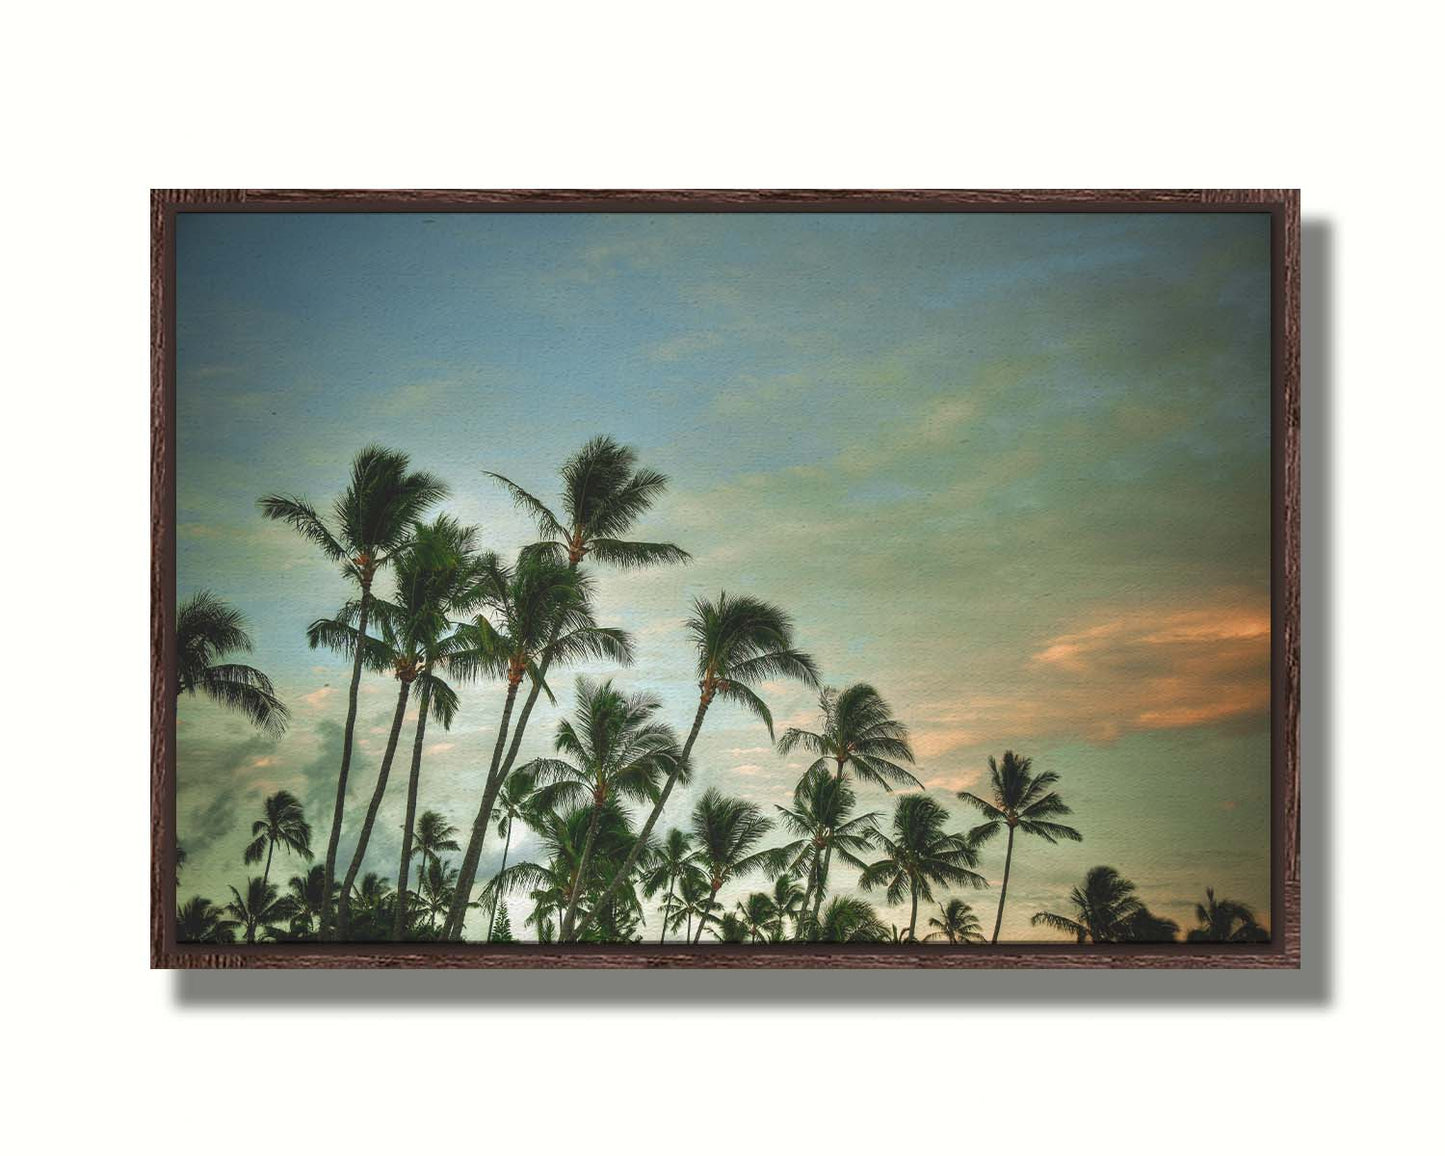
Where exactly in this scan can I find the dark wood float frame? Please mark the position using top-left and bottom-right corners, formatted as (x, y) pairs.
(151, 189), (1300, 969)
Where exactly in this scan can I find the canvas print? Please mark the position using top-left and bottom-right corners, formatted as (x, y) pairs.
(172, 209), (1274, 949)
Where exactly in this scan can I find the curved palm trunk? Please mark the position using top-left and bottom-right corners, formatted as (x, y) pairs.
(443, 677), (522, 939)
(990, 825), (1016, 945)
(261, 840), (275, 891)
(908, 882), (920, 942)
(561, 801), (604, 939)
(391, 680), (431, 941)
(321, 587), (370, 939)
(485, 821), (513, 942)
(569, 695), (712, 942)
(337, 679), (411, 939)
(693, 883), (721, 944)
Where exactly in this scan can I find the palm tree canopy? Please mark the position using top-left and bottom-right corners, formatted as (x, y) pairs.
(957, 750), (1082, 847)
(1186, 887), (1268, 943)
(1031, 866), (1145, 943)
(859, 794), (987, 908)
(411, 810), (462, 869)
(242, 789), (313, 866)
(686, 593), (821, 737)
(690, 788), (775, 891)
(176, 896), (239, 943)
(224, 877), (294, 940)
(818, 896), (890, 943)
(486, 435), (691, 570)
(923, 898), (986, 943)
(177, 590), (290, 735)
(770, 765), (879, 878)
(258, 444), (449, 587)
(777, 683), (920, 790)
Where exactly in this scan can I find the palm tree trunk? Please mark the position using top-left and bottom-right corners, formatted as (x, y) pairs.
(337, 679), (411, 939)
(659, 870), (676, 943)
(991, 825), (1016, 945)
(321, 586), (370, 940)
(391, 680), (431, 941)
(807, 757), (847, 937)
(443, 677), (521, 939)
(569, 695), (712, 942)
(908, 883), (920, 942)
(693, 884), (720, 944)
(561, 801), (604, 938)
(485, 822), (513, 942)
(261, 840), (274, 891)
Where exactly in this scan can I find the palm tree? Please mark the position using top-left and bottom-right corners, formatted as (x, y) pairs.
(308, 519), (479, 939)
(735, 892), (778, 943)
(408, 811), (461, 890)
(711, 912), (751, 943)
(641, 828), (705, 944)
(1031, 866), (1145, 944)
(285, 864), (330, 939)
(527, 677), (681, 938)
(485, 767), (539, 942)
(176, 896), (238, 943)
(1186, 888), (1269, 943)
(1120, 907), (1182, 942)
(441, 551), (634, 940)
(817, 896), (890, 943)
(260, 446), (447, 938)
(417, 857), (463, 934)
(225, 877), (294, 944)
(771, 765), (880, 938)
(688, 789), (775, 944)
(667, 870), (715, 944)
(571, 592), (820, 941)
(241, 789), (312, 891)
(177, 591), (289, 735)
(768, 873), (806, 942)
(483, 437), (689, 784)
(860, 794), (987, 942)
(956, 750), (1082, 944)
(923, 898), (986, 944)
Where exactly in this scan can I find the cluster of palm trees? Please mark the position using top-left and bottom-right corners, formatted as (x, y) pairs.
(175, 436), (1269, 947)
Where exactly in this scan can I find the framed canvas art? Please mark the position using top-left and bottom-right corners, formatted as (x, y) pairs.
(151, 189), (1299, 969)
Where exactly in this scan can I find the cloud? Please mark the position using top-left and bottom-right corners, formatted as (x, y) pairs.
(426, 742), (456, 755)
(302, 686), (335, 708)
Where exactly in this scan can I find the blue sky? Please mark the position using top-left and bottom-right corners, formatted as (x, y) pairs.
(176, 210), (1272, 940)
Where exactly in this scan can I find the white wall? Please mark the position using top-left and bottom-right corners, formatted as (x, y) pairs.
(5, 3), (1437, 1150)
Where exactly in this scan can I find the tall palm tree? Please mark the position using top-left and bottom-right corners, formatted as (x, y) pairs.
(571, 592), (819, 941)
(241, 789), (312, 891)
(860, 794), (987, 942)
(176, 896), (239, 943)
(735, 892), (778, 943)
(956, 750), (1082, 944)
(768, 873), (806, 942)
(923, 898), (986, 944)
(817, 895), (890, 943)
(308, 519), (479, 939)
(483, 437), (689, 786)
(285, 864), (330, 939)
(641, 828), (705, 944)
(442, 552), (633, 940)
(485, 767), (539, 942)
(1031, 866), (1144, 944)
(771, 765), (880, 938)
(177, 591), (289, 735)
(260, 446), (447, 938)
(225, 877), (294, 944)
(1186, 888), (1269, 943)
(688, 789), (775, 944)
(527, 678), (681, 938)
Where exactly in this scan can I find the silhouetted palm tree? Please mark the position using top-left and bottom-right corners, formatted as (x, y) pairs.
(442, 551), (633, 940)
(573, 593), (819, 941)
(957, 750), (1081, 944)
(225, 877), (293, 944)
(923, 898), (985, 944)
(1119, 906), (1181, 942)
(177, 591), (289, 735)
(689, 789), (775, 944)
(1031, 866), (1144, 944)
(771, 765), (880, 938)
(860, 794), (986, 942)
(768, 873), (806, 942)
(485, 767), (539, 942)
(527, 677), (680, 938)
(641, 828), (705, 944)
(818, 896), (890, 943)
(1186, 888), (1269, 942)
(285, 864), (330, 938)
(241, 789), (312, 891)
(711, 912), (751, 943)
(260, 446), (447, 938)
(735, 892), (778, 943)
(177, 895), (238, 943)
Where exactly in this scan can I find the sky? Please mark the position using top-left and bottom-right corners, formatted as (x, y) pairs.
(175, 209), (1273, 942)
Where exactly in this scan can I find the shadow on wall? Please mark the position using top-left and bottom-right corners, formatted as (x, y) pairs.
(171, 220), (1335, 1012)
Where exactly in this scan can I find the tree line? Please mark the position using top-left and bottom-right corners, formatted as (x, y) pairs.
(176, 438), (1269, 947)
